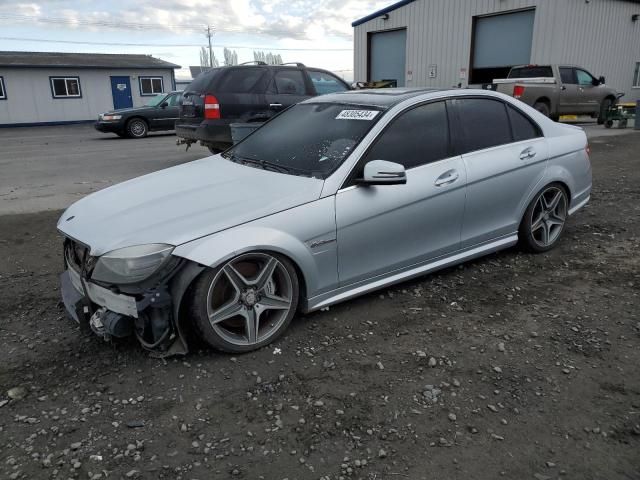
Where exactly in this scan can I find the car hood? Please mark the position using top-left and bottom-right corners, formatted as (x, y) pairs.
(101, 106), (150, 115)
(58, 156), (324, 256)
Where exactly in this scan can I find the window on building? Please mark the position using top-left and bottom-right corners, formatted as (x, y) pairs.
(51, 77), (81, 98)
(0, 76), (6, 100)
(363, 101), (450, 170)
(453, 98), (512, 154)
(633, 62), (640, 88)
(139, 77), (164, 95)
(308, 70), (348, 94)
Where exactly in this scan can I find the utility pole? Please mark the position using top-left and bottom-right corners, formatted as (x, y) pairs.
(206, 25), (213, 68)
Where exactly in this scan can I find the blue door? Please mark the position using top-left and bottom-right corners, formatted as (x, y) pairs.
(110, 76), (133, 109)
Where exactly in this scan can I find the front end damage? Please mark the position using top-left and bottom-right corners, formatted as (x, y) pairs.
(59, 238), (203, 356)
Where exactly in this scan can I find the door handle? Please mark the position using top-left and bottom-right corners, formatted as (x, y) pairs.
(434, 170), (459, 187)
(519, 148), (536, 160)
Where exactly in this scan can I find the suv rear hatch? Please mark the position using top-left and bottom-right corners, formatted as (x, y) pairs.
(179, 68), (222, 126)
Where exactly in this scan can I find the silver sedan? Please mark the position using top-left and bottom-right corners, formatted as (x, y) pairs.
(58, 88), (592, 354)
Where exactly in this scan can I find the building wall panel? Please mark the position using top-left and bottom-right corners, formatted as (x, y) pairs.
(0, 68), (175, 125)
(354, 0), (640, 101)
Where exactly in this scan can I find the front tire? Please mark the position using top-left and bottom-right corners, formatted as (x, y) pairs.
(519, 184), (569, 253)
(597, 98), (613, 125)
(126, 118), (148, 138)
(188, 252), (299, 353)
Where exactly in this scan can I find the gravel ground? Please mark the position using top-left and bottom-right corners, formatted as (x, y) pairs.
(0, 133), (639, 480)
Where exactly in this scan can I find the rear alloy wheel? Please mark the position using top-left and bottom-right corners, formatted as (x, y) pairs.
(127, 118), (148, 138)
(533, 101), (551, 118)
(189, 252), (299, 353)
(520, 184), (569, 253)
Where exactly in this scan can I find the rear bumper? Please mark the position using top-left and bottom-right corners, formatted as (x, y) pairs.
(175, 119), (234, 146)
(94, 121), (125, 134)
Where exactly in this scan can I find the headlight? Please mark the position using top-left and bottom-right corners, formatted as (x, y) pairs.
(91, 244), (174, 284)
(102, 114), (122, 121)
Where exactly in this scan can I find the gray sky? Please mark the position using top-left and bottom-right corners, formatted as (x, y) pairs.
(0, 0), (391, 80)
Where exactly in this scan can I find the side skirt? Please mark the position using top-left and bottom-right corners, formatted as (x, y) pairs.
(306, 234), (518, 313)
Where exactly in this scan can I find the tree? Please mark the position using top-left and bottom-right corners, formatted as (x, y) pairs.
(200, 47), (219, 68)
(224, 48), (238, 66)
(253, 50), (283, 65)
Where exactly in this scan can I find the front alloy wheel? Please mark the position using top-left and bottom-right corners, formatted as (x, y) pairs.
(189, 252), (299, 353)
(127, 118), (148, 138)
(520, 184), (569, 252)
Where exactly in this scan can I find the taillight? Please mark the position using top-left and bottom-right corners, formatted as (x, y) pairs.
(204, 95), (220, 119)
(513, 85), (525, 99)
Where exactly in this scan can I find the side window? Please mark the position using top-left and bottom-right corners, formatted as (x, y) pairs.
(507, 105), (541, 142)
(272, 70), (307, 95)
(576, 69), (594, 86)
(217, 68), (265, 93)
(166, 94), (182, 106)
(51, 77), (81, 98)
(308, 70), (348, 94)
(0, 76), (6, 100)
(559, 67), (576, 84)
(454, 98), (512, 154)
(363, 101), (449, 170)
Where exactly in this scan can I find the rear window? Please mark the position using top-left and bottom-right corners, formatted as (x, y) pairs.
(508, 66), (553, 78)
(454, 98), (512, 154)
(224, 103), (383, 178)
(217, 67), (266, 93)
(186, 68), (222, 92)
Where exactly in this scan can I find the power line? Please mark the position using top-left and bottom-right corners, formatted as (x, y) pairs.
(0, 36), (353, 51)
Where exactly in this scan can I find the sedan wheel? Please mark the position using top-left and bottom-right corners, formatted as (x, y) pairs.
(520, 184), (568, 252)
(189, 252), (299, 353)
(127, 119), (148, 138)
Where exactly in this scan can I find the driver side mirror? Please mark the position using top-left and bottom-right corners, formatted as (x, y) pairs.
(159, 101), (168, 108)
(358, 160), (407, 186)
(597, 76), (605, 85)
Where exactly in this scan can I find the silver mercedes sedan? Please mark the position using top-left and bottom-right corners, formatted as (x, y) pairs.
(58, 88), (592, 354)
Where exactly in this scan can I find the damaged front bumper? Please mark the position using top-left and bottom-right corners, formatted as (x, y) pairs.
(59, 239), (203, 356)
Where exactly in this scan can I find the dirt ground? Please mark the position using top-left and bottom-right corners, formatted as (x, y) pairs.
(1, 133), (639, 480)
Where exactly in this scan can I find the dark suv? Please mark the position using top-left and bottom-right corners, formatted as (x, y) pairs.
(175, 62), (351, 153)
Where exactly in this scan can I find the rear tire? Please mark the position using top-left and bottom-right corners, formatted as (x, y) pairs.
(597, 98), (613, 125)
(519, 183), (569, 253)
(533, 101), (551, 118)
(187, 252), (300, 353)
(126, 118), (148, 138)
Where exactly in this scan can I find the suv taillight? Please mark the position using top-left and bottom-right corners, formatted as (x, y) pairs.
(204, 95), (221, 119)
(513, 85), (525, 99)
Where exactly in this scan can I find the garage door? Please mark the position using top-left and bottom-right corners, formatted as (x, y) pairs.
(471, 9), (535, 84)
(369, 29), (407, 87)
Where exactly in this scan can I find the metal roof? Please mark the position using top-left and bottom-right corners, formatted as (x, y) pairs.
(352, 0), (417, 27)
(352, 0), (640, 27)
(0, 51), (180, 69)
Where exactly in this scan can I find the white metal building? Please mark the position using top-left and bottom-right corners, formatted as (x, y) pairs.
(0, 52), (180, 126)
(353, 0), (640, 101)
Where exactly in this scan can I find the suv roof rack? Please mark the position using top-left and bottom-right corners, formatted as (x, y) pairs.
(279, 62), (306, 67)
(238, 61), (268, 66)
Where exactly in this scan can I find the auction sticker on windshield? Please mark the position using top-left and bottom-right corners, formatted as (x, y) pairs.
(336, 110), (379, 120)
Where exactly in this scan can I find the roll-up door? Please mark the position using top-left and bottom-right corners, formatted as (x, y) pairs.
(368, 29), (407, 87)
(471, 9), (535, 84)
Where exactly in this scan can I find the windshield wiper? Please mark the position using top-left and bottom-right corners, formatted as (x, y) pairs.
(229, 154), (312, 177)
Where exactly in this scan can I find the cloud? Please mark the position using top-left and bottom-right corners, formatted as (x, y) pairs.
(0, 0), (389, 40)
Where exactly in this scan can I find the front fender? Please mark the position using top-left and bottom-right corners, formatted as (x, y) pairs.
(171, 197), (338, 304)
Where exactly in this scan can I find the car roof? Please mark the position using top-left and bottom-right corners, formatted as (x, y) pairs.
(305, 88), (446, 108)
